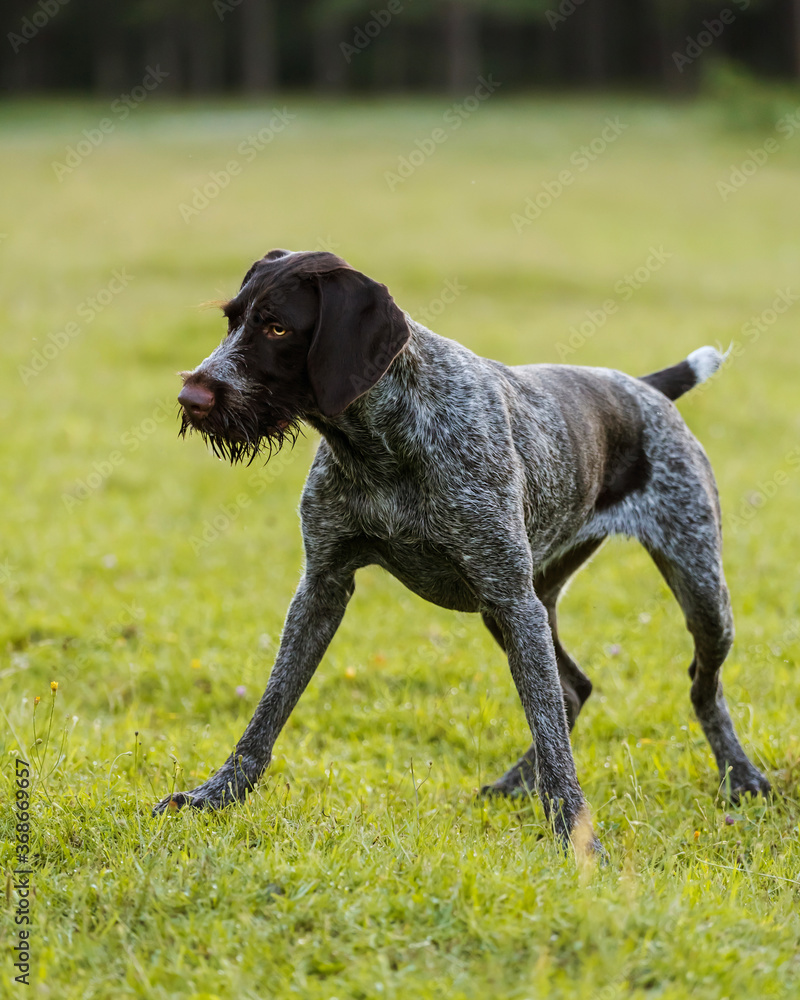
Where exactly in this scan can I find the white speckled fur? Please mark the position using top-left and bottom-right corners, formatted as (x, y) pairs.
(155, 253), (771, 851)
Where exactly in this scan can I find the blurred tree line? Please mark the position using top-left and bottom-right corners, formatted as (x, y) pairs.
(1, 0), (797, 96)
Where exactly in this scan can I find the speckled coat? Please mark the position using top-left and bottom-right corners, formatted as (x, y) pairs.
(156, 251), (770, 853)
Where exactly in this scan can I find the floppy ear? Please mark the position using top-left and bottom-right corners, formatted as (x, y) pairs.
(307, 268), (411, 418)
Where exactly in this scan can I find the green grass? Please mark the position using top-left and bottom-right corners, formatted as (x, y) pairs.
(1, 95), (800, 999)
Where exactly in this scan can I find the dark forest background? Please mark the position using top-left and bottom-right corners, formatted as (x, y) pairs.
(1, 0), (798, 97)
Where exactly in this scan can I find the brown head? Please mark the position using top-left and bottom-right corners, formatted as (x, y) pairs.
(177, 250), (411, 463)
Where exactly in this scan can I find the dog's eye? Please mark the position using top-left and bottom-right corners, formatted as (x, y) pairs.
(265, 325), (288, 337)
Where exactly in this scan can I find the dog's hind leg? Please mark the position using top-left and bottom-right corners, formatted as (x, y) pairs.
(536, 538), (606, 729)
(642, 517), (770, 801)
(481, 537), (603, 796)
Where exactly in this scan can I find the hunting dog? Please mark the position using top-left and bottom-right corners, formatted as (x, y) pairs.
(154, 249), (770, 852)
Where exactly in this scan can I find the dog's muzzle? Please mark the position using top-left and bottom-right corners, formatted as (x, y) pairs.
(178, 382), (215, 421)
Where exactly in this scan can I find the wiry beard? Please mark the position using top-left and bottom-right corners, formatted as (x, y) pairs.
(178, 392), (303, 466)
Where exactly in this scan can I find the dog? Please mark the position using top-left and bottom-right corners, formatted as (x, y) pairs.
(154, 249), (770, 853)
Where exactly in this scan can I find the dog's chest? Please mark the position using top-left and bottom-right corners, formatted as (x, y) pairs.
(342, 475), (432, 541)
(370, 537), (481, 612)
(323, 476), (484, 611)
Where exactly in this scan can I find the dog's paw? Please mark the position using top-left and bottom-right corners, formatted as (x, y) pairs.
(727, 766), (771, 804)
(589, 836), (607, 859)
(479, 782), (525, 799)
(153, 793), (182, 816)
(152, 785), (218, 816)
(570, 833), (608, 865)
(152, 769), (255, 817)
(479, 775), (534, 799)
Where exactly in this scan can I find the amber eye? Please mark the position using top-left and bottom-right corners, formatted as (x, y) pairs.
(265, 324), (288, 337)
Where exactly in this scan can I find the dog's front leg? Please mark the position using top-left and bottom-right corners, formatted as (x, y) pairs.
(485, 592), (600, 854)
(153, 568), (354, 814)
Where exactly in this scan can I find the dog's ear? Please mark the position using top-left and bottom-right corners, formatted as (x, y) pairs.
(307, 268), (410, 418)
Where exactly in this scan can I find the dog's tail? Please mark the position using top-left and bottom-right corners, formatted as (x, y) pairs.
(638, 345), (727, 402)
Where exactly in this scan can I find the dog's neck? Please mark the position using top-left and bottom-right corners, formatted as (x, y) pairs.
(306, 319), (448, 480)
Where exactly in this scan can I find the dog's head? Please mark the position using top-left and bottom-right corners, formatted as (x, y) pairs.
(178, 250), (410, 464)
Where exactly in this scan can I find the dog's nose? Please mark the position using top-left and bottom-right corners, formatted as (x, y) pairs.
(178, 383), (215, 418)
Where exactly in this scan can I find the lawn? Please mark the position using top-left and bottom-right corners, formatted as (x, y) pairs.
(1, 94), (799, 999)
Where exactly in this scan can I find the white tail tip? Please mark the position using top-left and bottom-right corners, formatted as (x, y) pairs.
(687, 345), (727, 384)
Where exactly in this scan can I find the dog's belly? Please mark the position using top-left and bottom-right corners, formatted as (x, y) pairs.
(370, 540), (481, 613)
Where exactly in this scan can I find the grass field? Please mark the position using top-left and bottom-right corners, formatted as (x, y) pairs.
(1, 94), (799, 999)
